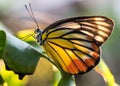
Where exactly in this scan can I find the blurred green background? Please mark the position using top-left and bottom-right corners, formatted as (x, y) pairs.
(0, 0), (120, 86)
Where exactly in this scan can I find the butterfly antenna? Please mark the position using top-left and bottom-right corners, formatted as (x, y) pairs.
(25, 3), (40, 29)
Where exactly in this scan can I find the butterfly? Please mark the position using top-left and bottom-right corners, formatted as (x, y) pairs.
(35, 16), (114, 74)
(25, 4), (114, 75)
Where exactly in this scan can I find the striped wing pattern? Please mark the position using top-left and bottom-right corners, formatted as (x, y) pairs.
(41, 16), (114, 74)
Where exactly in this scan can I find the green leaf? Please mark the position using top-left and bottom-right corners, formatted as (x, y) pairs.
(0, 74), (4, 85)
(94, 58), (120, 86)
(0, 30), (6, 59)
(58, 71), (76, 86)
(0, 63), (27, 86)
(2, 31), (43, 79)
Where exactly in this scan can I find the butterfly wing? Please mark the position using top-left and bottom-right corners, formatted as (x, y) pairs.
(41, 16), (114, 74)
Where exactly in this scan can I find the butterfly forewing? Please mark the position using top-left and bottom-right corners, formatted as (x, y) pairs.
(41, 16), (114, 74)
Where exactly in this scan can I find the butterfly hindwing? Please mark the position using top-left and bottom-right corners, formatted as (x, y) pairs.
(41, 16), (114, 74)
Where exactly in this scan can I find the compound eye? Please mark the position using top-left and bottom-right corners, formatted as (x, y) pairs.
(34, 28), (41, 34)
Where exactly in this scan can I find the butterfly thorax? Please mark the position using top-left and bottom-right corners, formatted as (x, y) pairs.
(34, 28), (43, 45)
